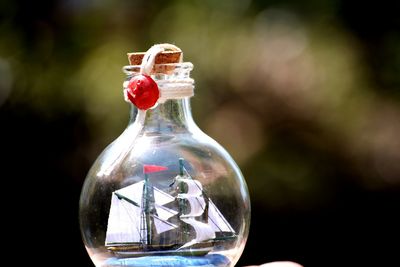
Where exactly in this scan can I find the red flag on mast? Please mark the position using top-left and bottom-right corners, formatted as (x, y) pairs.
(143, 164), (168, 174)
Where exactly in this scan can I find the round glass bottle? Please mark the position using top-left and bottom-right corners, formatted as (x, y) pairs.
(79, 57), (250, 267)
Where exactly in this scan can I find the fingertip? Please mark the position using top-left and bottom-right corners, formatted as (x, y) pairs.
(259, 261), (303, 267)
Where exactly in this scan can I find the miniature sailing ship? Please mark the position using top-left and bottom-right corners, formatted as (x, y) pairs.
(105, 159), (236, 257)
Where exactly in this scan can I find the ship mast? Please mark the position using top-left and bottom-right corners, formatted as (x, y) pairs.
(176, 159), (216, 249)
(140, 164), (170, 247)
(177, 158), (189, 243)
(142, 173), (152, 246)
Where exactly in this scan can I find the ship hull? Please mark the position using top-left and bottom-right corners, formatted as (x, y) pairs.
(106, 236), (236, 257)
(107, 242), (212, 257)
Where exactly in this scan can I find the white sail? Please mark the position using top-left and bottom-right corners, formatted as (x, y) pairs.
(208, 200), (235, 233)
(105, 193), (142, 245)
(155, 204), (178, 220)
(114, 181), (144, 205)
(179, 178), (203, 196)
(153, 215), (178, 234)
(179, 218), (215, 249)
(179, 196), (205, 217)
(114, 181), (175, 207)
(177, 177), (206, 217)
(176, 175), (216, 249)
(105, 181), (179, 246)
(154, 186), (175, 205)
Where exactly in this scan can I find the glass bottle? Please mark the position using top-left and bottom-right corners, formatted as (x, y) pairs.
(79, 58), (250, 267)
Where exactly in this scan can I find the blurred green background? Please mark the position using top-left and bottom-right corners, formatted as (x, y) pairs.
(1, 0), (399, 266)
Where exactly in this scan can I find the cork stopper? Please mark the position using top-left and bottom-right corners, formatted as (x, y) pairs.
(127, 51), (182, 65)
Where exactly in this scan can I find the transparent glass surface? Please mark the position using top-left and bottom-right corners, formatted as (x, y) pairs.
(79, 63), (250, 267)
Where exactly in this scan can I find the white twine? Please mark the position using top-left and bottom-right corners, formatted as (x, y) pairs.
(124, 43), (194, 105)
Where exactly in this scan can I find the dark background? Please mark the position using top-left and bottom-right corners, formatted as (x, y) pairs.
(1, 1), (400, 266)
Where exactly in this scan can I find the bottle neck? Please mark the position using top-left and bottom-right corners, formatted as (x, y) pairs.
(129, 97), (195, 134)
(123, 61), (195, 134)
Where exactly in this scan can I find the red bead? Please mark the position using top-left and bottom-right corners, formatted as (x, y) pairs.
(126, 75), (159, 110)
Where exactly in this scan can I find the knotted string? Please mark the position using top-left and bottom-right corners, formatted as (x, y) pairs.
(124, 43), (194, 105)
